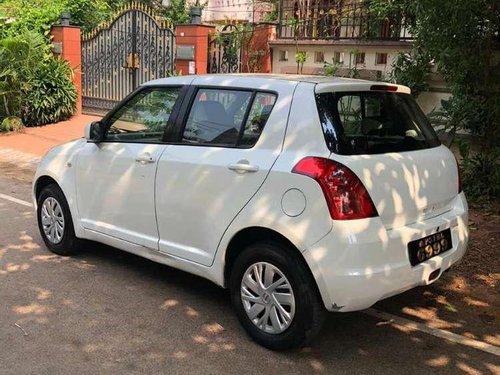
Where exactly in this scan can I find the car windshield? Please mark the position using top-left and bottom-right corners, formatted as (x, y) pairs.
(315, 91), (441, 155)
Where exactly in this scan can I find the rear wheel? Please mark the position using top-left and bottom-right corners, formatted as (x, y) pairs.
(230, 242), (326, 350)
(37, 184), (82, 256)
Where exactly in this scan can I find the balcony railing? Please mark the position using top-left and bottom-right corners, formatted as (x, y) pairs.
(278, 2), (412, 41)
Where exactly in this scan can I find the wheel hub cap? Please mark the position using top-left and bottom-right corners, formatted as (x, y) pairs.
(262, 292), (271, 304)
(41, 197), (65, 244)
(240, 262), (296, 334)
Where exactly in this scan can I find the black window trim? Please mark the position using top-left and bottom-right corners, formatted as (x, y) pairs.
(169, 85), (279, 150)
(236, 91), (257, 147)
(93, 84), (189, 145)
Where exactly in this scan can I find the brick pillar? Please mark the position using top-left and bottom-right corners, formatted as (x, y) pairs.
(51, 25), (82, 114)
(175, 24), (216, 75)
(241, 23), (276, 73)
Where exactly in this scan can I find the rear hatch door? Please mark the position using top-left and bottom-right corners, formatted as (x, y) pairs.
(333, 147), (458, 228)
(315, 85), (459, 228)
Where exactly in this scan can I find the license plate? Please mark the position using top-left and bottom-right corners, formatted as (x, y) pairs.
(408, 229), (452, 266)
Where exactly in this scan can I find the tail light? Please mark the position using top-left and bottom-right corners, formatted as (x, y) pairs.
(292, 157), (378, 220)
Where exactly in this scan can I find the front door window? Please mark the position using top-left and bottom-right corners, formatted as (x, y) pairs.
(105, 87), (181, 142)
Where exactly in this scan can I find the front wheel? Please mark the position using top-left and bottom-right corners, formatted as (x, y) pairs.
(230, 242), (326, 350)
(37, 184), (82, 256)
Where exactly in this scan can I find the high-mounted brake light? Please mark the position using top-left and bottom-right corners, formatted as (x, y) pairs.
(292, 157), (378, 220)
(370, 84), (398, 92)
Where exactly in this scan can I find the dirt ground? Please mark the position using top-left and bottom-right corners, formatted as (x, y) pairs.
(376, 204), (500, 347)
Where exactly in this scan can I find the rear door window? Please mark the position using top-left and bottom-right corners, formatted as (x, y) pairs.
(316, 92), (440, 155)
(240, 92), (277, 147)
(181, 88), (276, 147)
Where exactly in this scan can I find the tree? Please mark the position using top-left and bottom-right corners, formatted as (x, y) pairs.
(161, 0), (189, 24)
(0, 0), (67, 36)
(389, 49), (431, 98)
(0, 32), (48, 117)
(259, 0), (279, 22)
(0, 0), (189, 36)
(371, 0), (499, 149)
(370, 0), (500, 199)
(114, 0), (190, 24)
(0, 0), (112, 34)
(66, 0), (111, 32)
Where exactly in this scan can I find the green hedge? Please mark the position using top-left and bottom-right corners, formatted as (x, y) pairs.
(0, 31), (77, 129)
(22, 58), (77, 126)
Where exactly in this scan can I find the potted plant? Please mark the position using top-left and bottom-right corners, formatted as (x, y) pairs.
(189, 0), (204, 24)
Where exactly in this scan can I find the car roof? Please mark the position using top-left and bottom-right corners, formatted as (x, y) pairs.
(144, 74), (411, 94)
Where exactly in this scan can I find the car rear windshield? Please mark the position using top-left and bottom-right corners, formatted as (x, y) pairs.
(315, 91), (440, 155)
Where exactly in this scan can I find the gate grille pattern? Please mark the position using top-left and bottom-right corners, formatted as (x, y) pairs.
(81, 4), (175, 112)
(208, 25), (242, 74)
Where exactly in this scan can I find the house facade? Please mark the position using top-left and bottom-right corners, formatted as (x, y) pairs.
(201, 0), (271, 23)
(269, 0), (449, 112)
(271, 0), (411, 76)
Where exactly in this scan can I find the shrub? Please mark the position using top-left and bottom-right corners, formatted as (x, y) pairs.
(22, 57), (77, 126)
(0, 0), (66, 37)
(426, 99), (457, 146)
(0, 0), (113, 36)
(0, 116), (24, 132)
(323, 60), (340, 77)
(66, 0), (111, 32)
(459, 142), (500, 200)
(0, 31), (76, 127)
(295, 51), (307, 74)
(0, 32), (48, 120)
(389, 50), (431, 98)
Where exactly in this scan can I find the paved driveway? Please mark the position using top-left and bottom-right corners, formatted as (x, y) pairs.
(0, 115), (100, 157)
(0, 161), (498, 375)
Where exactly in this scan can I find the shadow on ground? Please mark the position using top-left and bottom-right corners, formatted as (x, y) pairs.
(1, 204), (498, 374)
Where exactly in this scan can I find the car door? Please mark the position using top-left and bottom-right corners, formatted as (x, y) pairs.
(75, 86), (184, 249)
(155, 87), (282, 266)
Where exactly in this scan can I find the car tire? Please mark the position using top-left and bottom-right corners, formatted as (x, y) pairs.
(37, 184), (82, 256)
(230, 241), (326, 350)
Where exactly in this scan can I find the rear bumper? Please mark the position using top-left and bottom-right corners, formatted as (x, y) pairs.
(303, 193), (469, 312)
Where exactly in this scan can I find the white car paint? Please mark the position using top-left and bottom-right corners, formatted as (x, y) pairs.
(33, 74), (469, 312)
(332, 145), (461, 230)
(155, 78), (298, 266)
(303, 193), (468, 311)
(75, 142), (166, 249)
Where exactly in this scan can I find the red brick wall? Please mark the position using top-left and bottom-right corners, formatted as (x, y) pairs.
(175, 24), (216, 75)
(51, 26), (82, 114)
(241, 24), (276, 73)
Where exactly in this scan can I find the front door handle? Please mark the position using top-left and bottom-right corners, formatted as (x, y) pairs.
(135, 153), (155, 164)
(228, 161), (259, 173)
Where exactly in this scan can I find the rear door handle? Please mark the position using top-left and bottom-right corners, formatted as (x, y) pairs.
(135, 152), (155, 164)
(228, 162), (259, 173)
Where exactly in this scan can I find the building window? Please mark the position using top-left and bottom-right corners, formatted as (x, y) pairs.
(375, 53), (388, 65)
(355, 52), (365, 64)
(333, 51), (344, 64)
(279, 50), (288, 62)
(314, 51), (325, 64)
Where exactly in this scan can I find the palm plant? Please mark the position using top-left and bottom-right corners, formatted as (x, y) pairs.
(22, 57), (77, 126)
(0, 32), (47, 120)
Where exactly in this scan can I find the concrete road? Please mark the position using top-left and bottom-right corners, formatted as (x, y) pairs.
(0, 172), (498, 375)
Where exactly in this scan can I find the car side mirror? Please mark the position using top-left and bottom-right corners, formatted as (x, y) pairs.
(84, 121), (103, 143)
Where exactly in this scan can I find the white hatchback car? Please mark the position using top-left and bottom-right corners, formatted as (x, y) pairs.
(34, 74), (469, 349)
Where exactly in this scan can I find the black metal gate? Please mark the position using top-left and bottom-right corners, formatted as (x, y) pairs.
(208, 24), (242, 74)
(81, 4), (175, 113)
